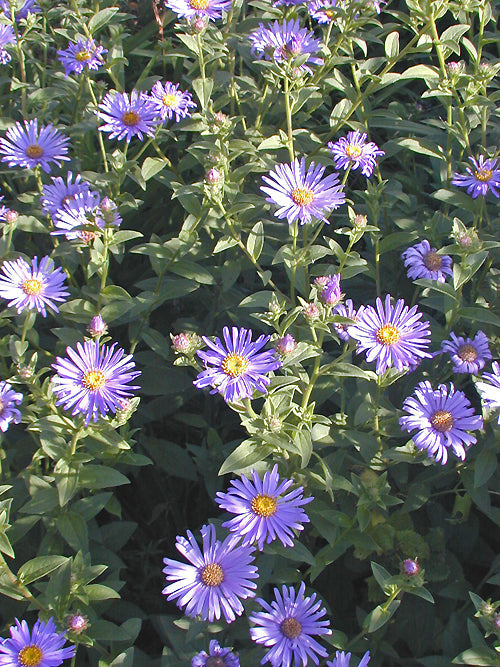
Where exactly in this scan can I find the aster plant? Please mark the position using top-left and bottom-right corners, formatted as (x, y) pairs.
(149, 81), (197, 122)
(0, 617), (75, 667)
(399, 381), (483, 464)
(0, 119), (70, 173)
(192, 640), (240, 667)
(401, 240), (453, 283)
(441, 331), (491, 374)
(0, 24), (15, 64)
(451, 155), (500, 198)
(97, 91), (158, 142)
(57, 37), (107, 77)
(328, 130), (385, 178)
(40, 171), (90, 216)
(164, 0), (231, 20)
(162, 523), (258, 623)
(215, 464), (313, 550)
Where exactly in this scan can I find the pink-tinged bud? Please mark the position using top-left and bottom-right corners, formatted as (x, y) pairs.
(192, 16), (207, 32)
(205, 167), (222, 184)
(402, 558), (419, 576)
(87, 314), (108, 338)
(265, 415), (282, 433)
(445, 61), (462, 73)
(276, 334), (296, 355)
(314, 276), (330, 290)
(5, 209), (18, 223)
(67, 614), (89, 634)
(353, 213), (367, 228)
(303, 302), (320, 321)
(172, 333), (191, 353)
(17, 365), (33, 379)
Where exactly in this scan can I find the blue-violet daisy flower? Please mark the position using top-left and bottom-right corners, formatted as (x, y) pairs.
(348, 294), (432, 375)
(399, 381), (483, 464)
(249, 582), (331, 667)
(0, 255), (69, 317)
(41, 171), (90, 216)
(0, 381), (22, 432)
(192, 640), (240, 667)
(97, 91), (158, 143)
(0, 119), (69, 173)
(332, 299), (361, 342)
(0, 24), (15, 64)
(441, 331), (491, 374)
(327, 650), (371, 667)
(308, 0), (339, 23)
(162, 523), (258, 623)
(215, 464), (313, 550)
(52, 190), (104, 242)
(0, 0), (40, 20)
(149, 81), (197, 123)
(194, 326), (281, 403)
(318, 274), (342, 306)
(401, 240), (453, 283)
(451, 155), (500, 198)
(164, 0), (231, 21)
(328, 130), (384, 178)
(51, 340), (141, 426)
(0, 617), (75, 667)
(248, 19), (323, 73)
(57, 38), (107, 77)
(262, 157), (345, 225)
(476, 362), (500, 425)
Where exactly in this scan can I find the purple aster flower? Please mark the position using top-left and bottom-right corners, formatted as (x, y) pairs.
(0, 194), (8, 221)
(0, 255), (68, 317)
(328, 130), (384, 178)
(164, 0), (231, 21)
(0, 381), (22, 432)
(332, 299), (360, 342)
(262, 157), (345, 225)
(149, 81), (197, 123)
(57, 38), (107, 77)
(327, 651), (371, 667)
(215, 464), (313, 551)
(97, 91), (158, 143)
(41, 171), (90, 216)
(52, 190), (105, 241)
(318, 274), (342, 306)
(274, 0), (303, 5)
(87, 314), (108, 338)
(194, 326), (282, 403)
(308, 0), (339, 23)
(0, 119), (69, 173)
(476, 362), (500, 424)
(162, 523), (258, 623)
(402, 558), (419, 576)
(192, 640), (240, 667)
(0, 24), (15, 64)
(348, 294), (432, 375)
(248, 19), (323, 73)
(0, 617), (75, 667)
(0, 0), (40, 20)
(399, 381), (483, 464)
(276, 334), (296, 355)
(441, 331), (491, 374)
(401, 240), (453, 283)
(249, 582), (331, 667)
(451, 155), (500, 198)
(51, 340), (141, 426)
(99, 197), (122, 228)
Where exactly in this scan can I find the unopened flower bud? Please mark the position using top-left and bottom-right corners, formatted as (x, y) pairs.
(172, 333), (191, 353)
(99, 197), (122, 227)
(276, 334), (296, 355)
(211, 111), (229, 132)
(17, 364), (33, 379)
(191, 16), (207, 32)
(67, 614), (89, 634)
(87, 314), (108, 338)
(319, 275), (341, 307)
(445, 61), (463, 74)
(353, 214), (367, 228)
(314, 276), (329, 290)
(402, 558), (419, 576)
(205, 167), (222, 184)
(5, 209), (18, 223)
(265, 415), (282, 433)
(481, 601), (495, 616)
(303, 302), (320, 321)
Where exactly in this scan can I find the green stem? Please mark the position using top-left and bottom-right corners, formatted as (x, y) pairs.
(197, 32), (206, 81)
(283, 75), (295, 161)
(96, 229), (109, 311)
(11, 9), (27, 116)
(20, 312), (31, 345)
(243, 398), (258, 418)
(300, 330), (325, 410)
(289, 220), (298, 305)
(374, 236), (381, 298)
(86, 75), (109, 173)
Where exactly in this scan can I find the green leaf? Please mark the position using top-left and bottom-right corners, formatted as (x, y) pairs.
(459, 307), (500, 328)
(395, 138), (445, 160)
(169, 260), (215, 285)
(141, 157), (167, 181)
(364, 599), (400, 633)
(474, 449), (497, 488)
(219, 439), (273, 476)
(453, 648), (499, 665)
(409, 586), (434, 603)
(247, 221), (264, 261)
(84, 584), (120, 601)
(78, 465), (130, 490)
(371, 561), (392, 590)
(89, 7), (119, 33)
(18, 556), (68, 585)
(192, 77), (213, 110)
(295, 429), (312, 468)
(413, 279), (459, 301)
(56, 513), (89, 552)
(385, 31), (399, 58)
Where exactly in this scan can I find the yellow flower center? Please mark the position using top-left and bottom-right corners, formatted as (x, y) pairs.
(474, 168), (492, 181)
(189, 0), (210, 8)
(122, 111), (140, 126)
(251, 494), (277, 517)
(376, 324), (401, 346)
(26, 144), (44, 158)
(22, 278), (43, 295)
(200, 562), (224, 586)
(162, 93), (178, 108)
(81, 369), (107, 391)
(280, 617), (302, 639)
(76, 50), (92, 61)
(18, 645), (43, 667)
(423, 251), (443, 271)
(430, 410), (454, 433)
(291, 187), (315, 206)
(221, 353), (249, 378)
(324, 9), (334, 17)
(457, 343), (477, 362)
(345, 144), (362, 158)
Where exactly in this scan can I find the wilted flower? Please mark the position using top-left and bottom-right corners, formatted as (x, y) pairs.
(250, 582), (331, 666)
(349, 295), (432, 375)
(57, 38), (107, 77)
(475, 362), (500, 424)
(194, 326), (281, 403)
(262, 157), (345, 225)
(0, 255), (69, 317)
(215, 464), (313, 550)
(149, 81), (197, 123)
(327, 651), (371, 667)
(0, 24), (15, 64)
(441, 331), (491, 374)
(0, 617), (75, 666)
(399, 381), (483, 464)
(402, 558), (419, 576)
(164, 0), (231, 20)
(192, 640), (240, 667)
(87, 314), (108, 338)
(402, 240), (453, 283)
(0, 381), (22, 432)
(0, 119), (70, 173)
(248, 19), (323, 73)
(97, 91), (158, 142)
(276, 334), (296, 355)
(162, 523), (258, 623)
(328, 130), (384, 177)
(452, 155), (500, 198)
